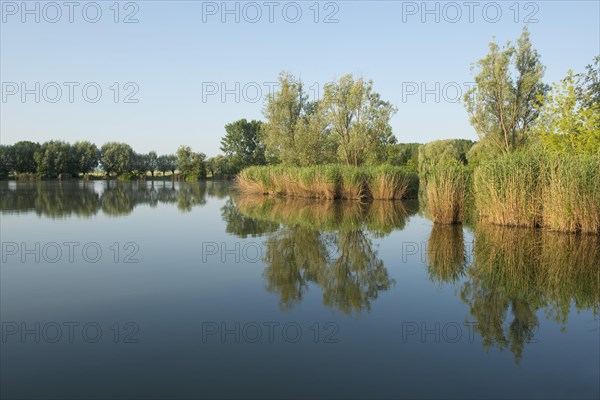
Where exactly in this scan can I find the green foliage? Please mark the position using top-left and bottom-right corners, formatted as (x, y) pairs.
(157, 154), (178, 176)
(324, 74), (397, 166)
(11, 141), (40, 173)
(465, 27), (547, 153)
(176, 145), (207, 181)
(262, 72), (396, 167)
(465, 141), (502, 168)
(100, 142), (134, 176)
(0, 145), (14, 178)
(575, 55), (600, 109)
(532, 70), (600, 155)
(262, 72), (337, 166)
(220, 119), (266, 172)
(34, 140), (76, 178)
(146, 151), (158, 176)
(73, 141), (100, 175)
(386, 143), (420, 170)
(418, 139), (474, 179)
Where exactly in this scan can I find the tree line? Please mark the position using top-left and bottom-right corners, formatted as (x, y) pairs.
(2, 28), (597, 180)
(0, 141), (237, 181)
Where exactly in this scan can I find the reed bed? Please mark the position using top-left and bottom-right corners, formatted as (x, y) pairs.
(237, 165), (417, 200)
(473, 152), (600, 234)
(473, 152), (542, 228)
(425, 162), (470, 224)
(541, 155), (600, 234)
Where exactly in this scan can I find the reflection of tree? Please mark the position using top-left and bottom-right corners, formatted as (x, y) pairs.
(0, 181), (101, 218)
(176, 182), (207, 212)
(221, 199), (279, 238)
(321, 230), (394, 313)
(262, 226), (394, 314)
(426, 225), (466, 284)
(461, 225), (599, 363)
(0, 180), (214, 218)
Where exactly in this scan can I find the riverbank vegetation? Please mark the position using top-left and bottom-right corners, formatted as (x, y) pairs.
(238, 165), (418, 200)
(1, 28), (597, 233)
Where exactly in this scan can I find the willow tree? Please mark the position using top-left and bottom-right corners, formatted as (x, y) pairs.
(323, 75), (397, 166)
(262, 72), (336, 166)
(464, 27), (547, 153)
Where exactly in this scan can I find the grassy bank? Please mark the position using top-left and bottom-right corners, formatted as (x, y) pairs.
(237, 165), (418, 200)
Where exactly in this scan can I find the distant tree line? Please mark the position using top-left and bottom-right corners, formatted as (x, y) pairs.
(0, 141), (237, 181)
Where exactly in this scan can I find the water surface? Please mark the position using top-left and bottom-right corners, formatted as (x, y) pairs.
(1, 181), (598, 399)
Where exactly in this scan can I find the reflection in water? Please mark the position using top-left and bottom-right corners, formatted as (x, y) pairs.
(233, 194), (418, 236)
(460, 225), (599, 363)
(221, 199), (279, 238)
(0, 180), (230, 217)
(426, 225), (467, 284)
(231, 195), (416, 314)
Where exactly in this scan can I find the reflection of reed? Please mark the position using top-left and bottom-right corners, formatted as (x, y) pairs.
(234, 194), (413, 235)
(461, 224), (599, 362)
(470, 225), (599, 314)
(426, 225), (466, 284)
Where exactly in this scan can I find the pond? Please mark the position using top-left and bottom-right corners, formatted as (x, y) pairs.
(1, 180), (598, 399)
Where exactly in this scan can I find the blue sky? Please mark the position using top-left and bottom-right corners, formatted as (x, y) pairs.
(1, 0), (599, 157)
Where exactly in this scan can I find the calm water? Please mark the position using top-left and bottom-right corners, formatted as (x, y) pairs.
(1, 181), (598, 399)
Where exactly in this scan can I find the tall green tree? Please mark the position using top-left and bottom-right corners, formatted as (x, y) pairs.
(262, 72), (337, 166)
(323, 74), (397, 166)
(220, 119), (266, 171)
(147, 151), (158, 177)
(532, 70), (600, 155)
(100, 142), (134, 177)
(176, 145), (206, 181)
(576, 55), (600, 110)
(0, 145), (14, 178)
(418, 139), (474, 178)
(157, 154), (177, 177)
(11, 141), (40, 173)
(464, 27), (547, 153)
(73, 141), (100, 175)
(34, 141), (76, 178)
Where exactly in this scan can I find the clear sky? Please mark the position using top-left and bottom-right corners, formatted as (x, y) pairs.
(1, 0), (599, 157)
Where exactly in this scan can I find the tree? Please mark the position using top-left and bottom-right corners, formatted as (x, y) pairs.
(34, 140), (76, 178)
(576, 55), (600, 110)
(73, 141), (100, 176)
(387, 143), (420, 168)
(11, 141), (40, 173)
(176, 146), (206, 181)
(157, 154), (178, 177)
(130, 152), (150, 176)
(531, 70), (600, 155)
(0, 145), (14, 178)
(220, 119), (266, 171)
(262, 72), (337, 166)
(323, 74), (397, 166)
(147, 151), (158, 177)
(464, 27), (547, 153)
(100, 142), (134, 177)
(418, 139), (474, 178)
